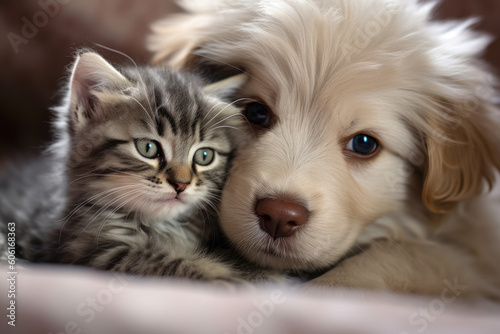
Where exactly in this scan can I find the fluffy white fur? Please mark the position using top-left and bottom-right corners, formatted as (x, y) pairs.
(149, 0), (500, 298)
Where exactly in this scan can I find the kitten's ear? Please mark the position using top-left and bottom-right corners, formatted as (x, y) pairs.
(68, 52), (130, 129)
(203, 73), (247, 100)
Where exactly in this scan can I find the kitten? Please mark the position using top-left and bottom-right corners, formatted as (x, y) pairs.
(0, 50), (256, 282)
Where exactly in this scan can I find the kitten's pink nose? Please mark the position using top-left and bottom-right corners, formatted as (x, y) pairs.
(256, 198), (308, 239)
(169, 180), (190, 193)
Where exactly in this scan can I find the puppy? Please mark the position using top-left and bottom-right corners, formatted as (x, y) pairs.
(149, 0), (500, 298)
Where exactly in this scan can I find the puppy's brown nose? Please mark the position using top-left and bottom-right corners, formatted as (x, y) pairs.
(256, 198), (308, 239)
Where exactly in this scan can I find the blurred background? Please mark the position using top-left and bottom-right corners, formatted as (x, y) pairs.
(0, 0), (180, 166)
(0, 0), (499, 166)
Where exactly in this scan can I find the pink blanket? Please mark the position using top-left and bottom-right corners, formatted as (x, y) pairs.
(1, 263), (499, 334)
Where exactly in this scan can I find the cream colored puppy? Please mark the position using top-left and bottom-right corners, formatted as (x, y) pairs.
(149, 0), (500, 298)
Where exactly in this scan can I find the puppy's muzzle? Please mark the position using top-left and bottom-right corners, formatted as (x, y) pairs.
(255, 198), (308, 239)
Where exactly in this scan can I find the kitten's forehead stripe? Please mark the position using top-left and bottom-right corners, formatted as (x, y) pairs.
(191, 106), (202, 137)
(152, 88), (166, 136)
(153, 88), (162, 109)
(155, 115), (165, 137)
(178, 115), (192, 138)
(158, 106), (178, 135)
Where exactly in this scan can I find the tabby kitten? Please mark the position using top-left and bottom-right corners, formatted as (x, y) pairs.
(3, 50), (251, 281)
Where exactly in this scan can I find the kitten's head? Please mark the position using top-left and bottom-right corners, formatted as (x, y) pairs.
(55, 51), (245, 220)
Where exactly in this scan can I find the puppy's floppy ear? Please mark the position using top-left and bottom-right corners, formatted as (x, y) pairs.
(423, 98), (500, 213)
(420, 17), (500, 213)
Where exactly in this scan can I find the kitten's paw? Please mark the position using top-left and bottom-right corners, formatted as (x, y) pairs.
(239, 268), (290, 285)
(173, 256), (254, 289)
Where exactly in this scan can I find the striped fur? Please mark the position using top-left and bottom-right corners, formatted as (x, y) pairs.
(1, 51), (265, 282)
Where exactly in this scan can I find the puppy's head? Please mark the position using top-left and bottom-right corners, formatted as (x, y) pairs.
(150, 0), (500, 271)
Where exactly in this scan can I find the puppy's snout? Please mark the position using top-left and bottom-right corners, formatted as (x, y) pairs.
(256, 198), (307, 239)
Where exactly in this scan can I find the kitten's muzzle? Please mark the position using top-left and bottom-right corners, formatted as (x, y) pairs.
(166, 166), (192, 194)
(168, 179), (190, 194)
(256, 198), (308, 240)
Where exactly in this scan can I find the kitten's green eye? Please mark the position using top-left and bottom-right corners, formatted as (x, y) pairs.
(135, 139), (159, 159)
(193, 148), (215, 166)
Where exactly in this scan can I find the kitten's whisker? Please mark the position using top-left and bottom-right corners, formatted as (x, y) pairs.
(59, 184), (139, 226)
(210, 125), (247, 135)
(95, 191), (145, 246)
(101, 168), (149, 180)
(198, 197), (220, 216)
(201, 101), (225, 123)
(202, 98), (249, 129)
(95, 192), (144, 247)
(76, 188), (143, 240)
(58, 184), (140, 241)
(205, 112), (248, 131)
(234, 112), (257, 137)
(63, 171), (97, 190)
(195, 204), (215, 249)
(202, 97), (251, 123)
(129, 96), (157, 129)
(68, 172), (144, 187)
(128, 191), (152, 225)
(59, 184), (139, 223)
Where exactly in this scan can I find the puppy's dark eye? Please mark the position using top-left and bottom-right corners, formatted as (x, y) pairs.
(245, 102), (270, 126)
(346, 134), (378, 155)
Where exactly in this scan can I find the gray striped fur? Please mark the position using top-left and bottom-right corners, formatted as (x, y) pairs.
(0, 52), (271, 283)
